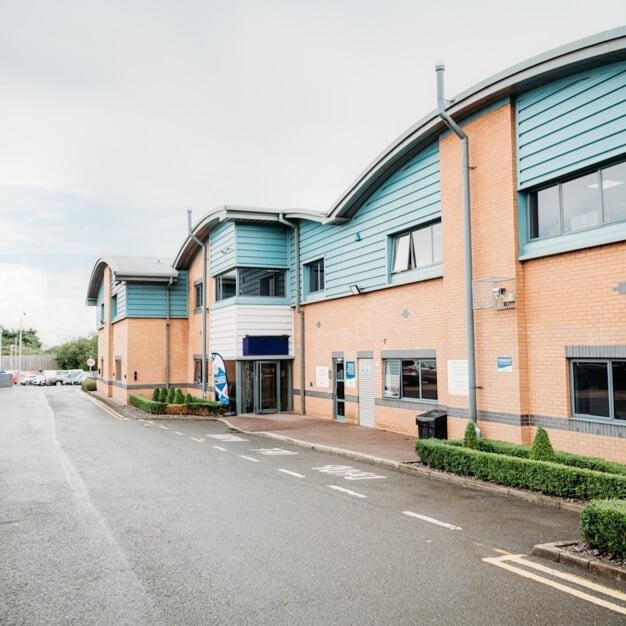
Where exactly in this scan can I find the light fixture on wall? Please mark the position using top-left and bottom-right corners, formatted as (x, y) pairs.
(350, 284), (362, 295)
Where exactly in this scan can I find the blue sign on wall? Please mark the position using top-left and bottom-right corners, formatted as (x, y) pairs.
(243, 335), (289, 356)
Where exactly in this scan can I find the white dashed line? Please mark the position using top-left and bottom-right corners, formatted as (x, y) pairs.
(328, 485), (367, 498)
(174, 431), (184, 436)
(239, 455), (260, 462)
(278, 469), (305, 478)
(145, 420), (154, 425)
(403, 511), (462, 530)
(190, 437), (205, 443)
(159, 425), (169, 430)
(213, 446), (227, 451)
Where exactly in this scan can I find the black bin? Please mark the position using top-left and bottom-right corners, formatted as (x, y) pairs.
(416, 410), (447, 439)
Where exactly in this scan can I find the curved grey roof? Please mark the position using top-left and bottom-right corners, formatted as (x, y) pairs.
(326, 26), (626, 221)
(86, 256), (177, 305)
(173, 205), (327, 270)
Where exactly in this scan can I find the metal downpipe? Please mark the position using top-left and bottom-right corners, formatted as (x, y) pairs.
(188, 210), (208, 399)
(278, 214), (305, 415)
(435, 65), (478, 426)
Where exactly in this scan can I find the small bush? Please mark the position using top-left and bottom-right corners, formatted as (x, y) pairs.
(580, 499), (626, 558)
(166, 388), (175, 404)
(152, 387), (161, 401)
(464, 421), (479, 450)
(130, 394), (167, 415)
(174, 389), (185, 404)
(530, 427), (555, 462)
(185, 393), (193, 404)
(159, 388), (168, 403)
(81, 379), (97, 392)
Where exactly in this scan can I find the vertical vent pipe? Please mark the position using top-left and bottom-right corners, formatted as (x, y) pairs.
(188, 209), (207, 399)
(436, 65), (478, 427)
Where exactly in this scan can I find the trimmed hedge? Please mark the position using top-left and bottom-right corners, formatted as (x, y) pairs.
(459, 439), (626, 477)
(415, 439), (626, 501)
(130, 394), (167, 414)
(581, 499), (626, 558)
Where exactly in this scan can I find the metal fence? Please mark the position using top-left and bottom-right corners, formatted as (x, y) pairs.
(0, 354), (58, 371)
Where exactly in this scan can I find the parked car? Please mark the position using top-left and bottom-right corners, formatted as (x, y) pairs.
(62, 370), (84, 385)
(43, 370), (68, 386)
(32, 373), (46, 386)
(20, 373), (38, 385)
(73, 371), (97, 384)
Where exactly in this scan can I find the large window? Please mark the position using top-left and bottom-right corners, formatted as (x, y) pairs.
(392, 221), (442, 274)
(215, 271), (237, 300)
(305, 259), (324, 293)
(215, 268), (286, 300)
(571, 360), (626, 420)
(383, 359), (437, 401)
(529, 161), (626, 239)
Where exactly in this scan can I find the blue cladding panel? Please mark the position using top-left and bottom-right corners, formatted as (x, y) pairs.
(210, 222), (236, 276)
(125, 271), (188, 318)
(517, 61), (626, 189)
(236, 224), (290, 267)
(299, 143), (440, 300)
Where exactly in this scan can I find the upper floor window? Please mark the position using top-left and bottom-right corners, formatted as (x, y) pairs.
(392, 221), (442, 274)
(529, 161), (626, 239)
(110, 295), (118, 320)
(216, 271), (237, 301)
(305, 259), (324, 293)
(239, 268), (285, 297)
(215, 268), (286, 301)
(194, 282), (203, 309)
(571, 359), (626, 421)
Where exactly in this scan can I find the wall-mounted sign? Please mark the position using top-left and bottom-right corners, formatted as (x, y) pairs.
(497, 356), (513, 372)
(345, 360), (356, 388)
(447, 359), (469, 396)
(316, 366), (329, 388)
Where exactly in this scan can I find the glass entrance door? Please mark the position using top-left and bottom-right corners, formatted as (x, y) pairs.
(257, 361), (279, 413)
(333, 359), (345, 422)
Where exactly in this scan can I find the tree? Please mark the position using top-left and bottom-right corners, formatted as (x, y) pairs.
(1, 327), (42, 355)
(49, 334), (98, 370)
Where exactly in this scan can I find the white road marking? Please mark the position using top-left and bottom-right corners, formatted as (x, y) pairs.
(328, 485), (367, 498)
(240, 455), (260, 462)
(313, 464), (386, 480)
(145, 420), (154, 425)
(403, 511), (462, 531)
(190, 437), (205, 443)
(159, 425), (169, 430)
(213, 446), (227, 451)
(484, 554), (626, 615)
(206, 434), (249, 442)
(278, 469), (306, 478)
(251, 448), (298, 456)
(174, 431), (184, 436)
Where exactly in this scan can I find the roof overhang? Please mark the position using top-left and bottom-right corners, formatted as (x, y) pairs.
(326, 26), (626, 221)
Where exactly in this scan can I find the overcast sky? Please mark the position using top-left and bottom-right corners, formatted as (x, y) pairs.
(0, 1), (623, 348)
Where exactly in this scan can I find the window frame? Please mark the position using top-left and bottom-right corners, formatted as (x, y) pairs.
(570, 358), (626, 421)
(391, 220), (442, 275)
(194, 282), (203, 310)
(305, 258), (325, 295)
(383, 358), (438, 402)
(528, 159), (626, 241)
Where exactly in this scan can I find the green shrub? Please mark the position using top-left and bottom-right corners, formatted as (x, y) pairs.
(415, 439), (626, 501)
(580, 499), (626, 558)
(174, 389), (185, 404)
(81, 379), (97, 392)
(130, 394), (167, 415)
(530, 427), (555, 462)
(166, 387), (175, 404)
(185, 393), (193, 404)
(159, 387), (168, 403)
(464, 421), (479, 450)
(152, 387), (161, 401)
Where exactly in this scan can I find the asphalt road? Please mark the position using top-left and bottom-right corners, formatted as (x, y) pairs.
(1, 386), (625, 625)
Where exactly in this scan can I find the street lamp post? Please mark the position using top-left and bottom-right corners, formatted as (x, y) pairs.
(0, 324), (3, 370)
(18, 313), (25, 385)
